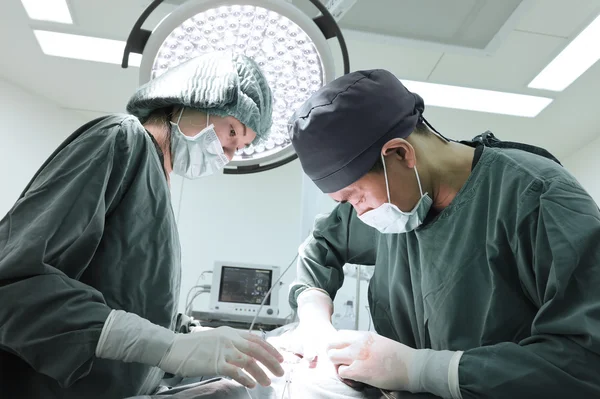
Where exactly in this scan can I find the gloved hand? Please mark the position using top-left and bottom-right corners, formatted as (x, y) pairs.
(285, 318), (338, 362)
(288, 288), (337, 361)
(96, 310), (284, 389)
(158, 326), (284, 388)
(326, 330), (463, 399)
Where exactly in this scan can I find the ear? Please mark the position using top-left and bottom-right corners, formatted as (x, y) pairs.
(381, 138), (416, 168)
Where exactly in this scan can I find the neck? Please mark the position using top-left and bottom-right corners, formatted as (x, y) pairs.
(143, 120), (173, 184)
(422, 140), (475, 211)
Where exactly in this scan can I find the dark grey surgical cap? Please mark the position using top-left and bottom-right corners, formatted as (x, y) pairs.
(288, 69), (424, 193)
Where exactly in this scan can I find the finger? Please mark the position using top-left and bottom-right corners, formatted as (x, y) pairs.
(327, 347), (357, 365)
(234, 357), (272, 387)
(325, 330), (362, 351)
(243, 332), (285, 363)
(238, 334), (285, 377)
(220, 362), (257, 389)
(338, 364), (364, 382)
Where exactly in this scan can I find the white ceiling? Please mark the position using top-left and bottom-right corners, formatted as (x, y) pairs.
(1, 0), (600, 159)
(294, 0), (524, 49)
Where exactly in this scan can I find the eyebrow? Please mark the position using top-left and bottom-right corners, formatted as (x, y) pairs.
(333, 191), (352, 204)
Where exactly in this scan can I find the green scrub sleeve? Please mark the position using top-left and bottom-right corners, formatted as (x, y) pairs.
(0, 120), (143, 388)
(289, 202), (378, 309)
(459, 177), (600, 398)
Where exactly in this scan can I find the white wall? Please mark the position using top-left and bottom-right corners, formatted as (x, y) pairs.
(174, 162), (304, 318)
(563, 137), (600, 204)
(176, 164), (374, 331)
(0, 78), (87, 216)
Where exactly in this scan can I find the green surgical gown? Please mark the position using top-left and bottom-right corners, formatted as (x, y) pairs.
(0, 115), (181, 398)
(289, 146), (600, 398)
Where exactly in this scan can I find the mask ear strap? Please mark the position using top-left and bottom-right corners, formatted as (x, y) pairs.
(414, 166), (424, 197)
(176, 108), (185, 125)
(381, 153), (392, 203)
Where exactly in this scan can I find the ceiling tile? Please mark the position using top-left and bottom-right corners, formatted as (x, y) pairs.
(428, 30), (566, 91)
(295, 0), (523, 49)
(332, 34), (443, 81)
(516, 0), (600, 38)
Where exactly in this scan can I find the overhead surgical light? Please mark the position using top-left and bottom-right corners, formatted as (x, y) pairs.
(122, 0), (349, 174)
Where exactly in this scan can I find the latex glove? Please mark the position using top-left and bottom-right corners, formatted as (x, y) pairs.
(326, 330), (463, 399)
(289, 288), (337, 361)
(158, 326), (284, 388)
(96, 310), (284, 389)
(285, 318), (338, 362)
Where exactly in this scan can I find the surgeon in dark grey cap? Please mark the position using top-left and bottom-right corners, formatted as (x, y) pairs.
(285, 69), (600, 399)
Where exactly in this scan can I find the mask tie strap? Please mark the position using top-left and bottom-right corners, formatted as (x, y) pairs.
(206, 112), (210, 128)
(176, 108), (185, 125)
(414, 166), (424, 197)
(381, 153), (392, 203)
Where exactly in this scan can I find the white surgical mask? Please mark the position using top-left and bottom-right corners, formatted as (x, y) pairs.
(358, 154), (432, 234)
(169, 108), (229, 179)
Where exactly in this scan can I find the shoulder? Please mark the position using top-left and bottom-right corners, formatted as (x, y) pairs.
(69, 114), (155, 163)
(486, 147), (595, 214)
(75, 114), (150, 147)
(482, 147), (581, 194)
(487, 147), (569, 181)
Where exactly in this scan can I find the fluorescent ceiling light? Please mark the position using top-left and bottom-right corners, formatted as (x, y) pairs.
(402, 80), (552, 117)
(33, 30), (141, 67)
(529, 14), (600, 91)
(21, 0), (73, 24)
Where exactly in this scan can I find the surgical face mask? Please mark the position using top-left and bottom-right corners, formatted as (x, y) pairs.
(358, 154), (433, 234)
(169, 109), (229, 179)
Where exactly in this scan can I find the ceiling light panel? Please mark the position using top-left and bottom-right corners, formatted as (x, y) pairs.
(529, 13), (600, 92)
(33, 31), (141, 67)
(402, 80), (553, 117)
(21, 0), (73, 24)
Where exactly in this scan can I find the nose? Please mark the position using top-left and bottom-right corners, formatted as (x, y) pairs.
(223, 147), (235, 161)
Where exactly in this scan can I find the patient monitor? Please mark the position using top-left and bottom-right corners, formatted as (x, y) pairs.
(209, 261), (281, 319)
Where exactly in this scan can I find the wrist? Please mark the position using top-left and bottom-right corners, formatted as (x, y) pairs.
(408, 349), (463, 399)
(96, 310), (175, 366)
(297, 288), (333, 323)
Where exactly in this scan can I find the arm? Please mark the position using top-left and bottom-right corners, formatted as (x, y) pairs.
(0, 118), (143, 387)
(326, 177), (600, 399)
(458, 177), (600, 398)
(288, 202), (378, 312)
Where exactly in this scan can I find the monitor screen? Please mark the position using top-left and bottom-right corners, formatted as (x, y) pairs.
(218, 266), (273, 306)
